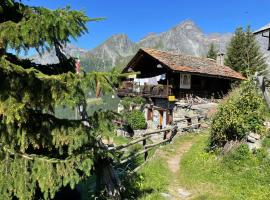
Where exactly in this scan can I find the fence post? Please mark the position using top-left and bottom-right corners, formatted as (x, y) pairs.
(163, 130), (167, 140)
(143, 138), (148, 161)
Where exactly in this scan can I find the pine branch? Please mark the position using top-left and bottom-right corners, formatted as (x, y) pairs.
(2, 145), (94, 163)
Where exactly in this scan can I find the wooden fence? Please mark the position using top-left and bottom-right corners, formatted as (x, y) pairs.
(110, 115), (202, 165)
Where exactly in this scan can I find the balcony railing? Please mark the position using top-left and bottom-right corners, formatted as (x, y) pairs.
(117, 81), (172, 98)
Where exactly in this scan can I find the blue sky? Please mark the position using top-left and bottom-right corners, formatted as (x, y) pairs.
(22, 0), (270, 50)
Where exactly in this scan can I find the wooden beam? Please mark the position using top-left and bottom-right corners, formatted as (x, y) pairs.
(120, 147), (154, 164)
(109, 135), (151, 151)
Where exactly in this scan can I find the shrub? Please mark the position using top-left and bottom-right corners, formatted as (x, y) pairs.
(126, 110), (147, 130)
(121, 96), (146, 111)
(209, 80), (267, 149)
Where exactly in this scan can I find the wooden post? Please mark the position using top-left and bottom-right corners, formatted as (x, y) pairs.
(143, 138), (148, 161)
(163, 130), (167, 140)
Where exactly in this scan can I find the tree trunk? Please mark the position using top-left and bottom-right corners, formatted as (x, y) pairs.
(94, 157), (121, 199)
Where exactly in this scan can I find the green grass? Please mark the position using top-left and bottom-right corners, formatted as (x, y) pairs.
(262, 136), (270, 148)
(111, 135), (131, 145)
(137, 158), (172, 200)
(136, 132), (270, 200)
(136, 134), (200, 200)
(179, 133), (270, 200)
(82, 131), (270, 199)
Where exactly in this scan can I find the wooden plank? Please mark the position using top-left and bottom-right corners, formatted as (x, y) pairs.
(141, 126), (177, 137)
(120, 147), (155, 164)
(109, 135), (151, 151)
(144, 137), (172, 149)
(110, 126), (177, 151)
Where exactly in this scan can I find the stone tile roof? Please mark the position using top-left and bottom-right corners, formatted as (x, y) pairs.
(140, 48), (245, 80)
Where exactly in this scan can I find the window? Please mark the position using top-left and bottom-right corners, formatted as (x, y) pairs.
(180, 74), (191, 89)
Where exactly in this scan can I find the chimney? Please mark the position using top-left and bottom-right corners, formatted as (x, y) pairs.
(216, 52), (225, 66)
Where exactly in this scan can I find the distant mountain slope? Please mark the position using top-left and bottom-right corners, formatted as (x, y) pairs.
(31, 44), (87, 65)
(81, 34), (139, 71)
(31, 20), (270, 72)
(80, 20), (233, 72)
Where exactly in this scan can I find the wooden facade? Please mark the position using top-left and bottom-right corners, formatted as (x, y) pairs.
(118, 48), (244, 101)
(117, 48), (245, 128)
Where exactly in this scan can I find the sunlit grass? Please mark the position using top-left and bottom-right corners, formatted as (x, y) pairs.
(179, 133), (270, 200)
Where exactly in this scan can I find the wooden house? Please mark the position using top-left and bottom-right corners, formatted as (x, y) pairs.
(117, 48), (245, 129)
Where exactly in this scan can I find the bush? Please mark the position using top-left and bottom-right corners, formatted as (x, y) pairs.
(126, 110), (147, 130)
(209, 80), (267, 149)
(121, 96), (146, 111)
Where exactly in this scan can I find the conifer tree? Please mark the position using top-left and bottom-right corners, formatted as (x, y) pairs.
(207, 43), (217, 60)
(0, 1), (120, 199)
(225, 26), (267, 77)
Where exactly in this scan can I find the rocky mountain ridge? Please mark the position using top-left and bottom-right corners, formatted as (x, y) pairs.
(31, 20), (270, 72)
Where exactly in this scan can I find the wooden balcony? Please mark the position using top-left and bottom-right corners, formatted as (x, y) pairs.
(117, 81), (173, 98)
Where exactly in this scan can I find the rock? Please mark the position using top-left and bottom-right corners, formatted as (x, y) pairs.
(247, 136), (257, 143)
(247, 142), (255, 150)
(222, 140), (241, 154)
(147, 120), (154, 129)
(116, 129), (131, 137)
(160, 192), (173, 200)
(191, 103), (218, 119)
(249, 132), (261, 140)
(247, 140), (262, 151)
(264, 121), (270, 129)
(177, 188), (191, 199)
(133, 129), (145, 137)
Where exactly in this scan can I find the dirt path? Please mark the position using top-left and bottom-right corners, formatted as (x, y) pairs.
(159, 138), (194, 200)
(167, 141), (193, 173)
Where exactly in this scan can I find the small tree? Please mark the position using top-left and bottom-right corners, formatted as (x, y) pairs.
(225, 26), (268, 77)
(207, 43), (217, 60)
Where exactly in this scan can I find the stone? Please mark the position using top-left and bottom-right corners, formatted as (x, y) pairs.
(116, 129), (132, 137)
(248, 132), (261, 140)
(160, 192), (173, 200)
(222, 140), (241, 154)
(177, 188), (191, 198)
(264, 121), (270, 129)
(247, 140), (262, 151)
(247, 136), (257, 143)
(133, 129), (145, 137)
(147, 120), (154, 129)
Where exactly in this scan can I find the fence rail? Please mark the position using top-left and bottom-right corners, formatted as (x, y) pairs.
(111, 114), (202, 165)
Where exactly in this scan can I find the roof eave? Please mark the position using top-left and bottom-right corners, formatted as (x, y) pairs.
(171, 70), (245, 81)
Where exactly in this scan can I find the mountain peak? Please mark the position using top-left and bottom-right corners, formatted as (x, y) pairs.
(174, 19), (201, 31)
(107, 34), (130, 41)
(180, 19), (196, 26)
